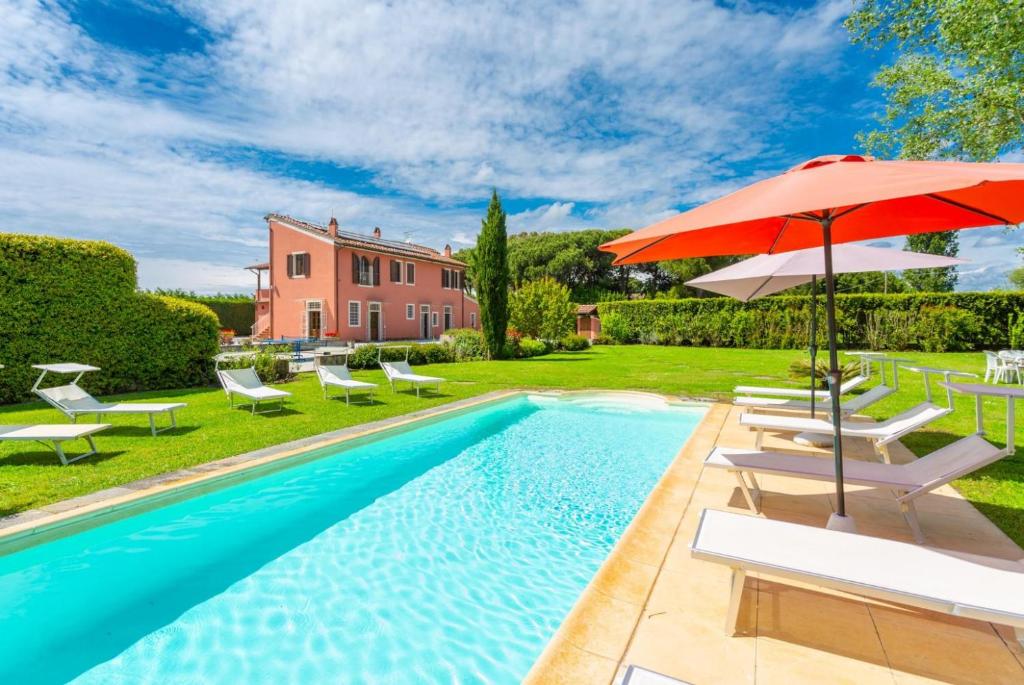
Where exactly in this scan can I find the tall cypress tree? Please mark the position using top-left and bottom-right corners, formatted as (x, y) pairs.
(904, 232), (959, 292)
(475, 190), (509, 358)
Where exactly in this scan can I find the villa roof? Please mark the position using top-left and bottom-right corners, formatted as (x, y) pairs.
(265, 213), (466, 266)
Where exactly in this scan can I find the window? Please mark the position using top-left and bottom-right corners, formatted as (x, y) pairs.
(431, 311), (439, 327)
(348, 301), (361, 327)
(406, 304), (415, 320)
(287, 252), (310, 278)
(470, 312), (476, 327)
(453, 270), (461, 290)
(443, 305), (452, 330)
(441, 268), (450, 289)
(352, 254), (379, 286)
(406, 262), (415, 284)
(390, 260), (402, 283)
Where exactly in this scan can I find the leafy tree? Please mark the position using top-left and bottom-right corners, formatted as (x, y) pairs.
(509, 277), (576, 340)
(475, 191), (510, 358)
(659, 256), (747, 297)
(454, 228), (651, 302)
(846, 0), (1024, 161)
(903, 232), (959, 291)
(1007, 265), (1024, 290)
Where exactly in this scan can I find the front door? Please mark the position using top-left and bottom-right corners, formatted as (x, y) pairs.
(306, 301), (322, 339)
(368, 303), (381, 341)
(420, 305), (431, 339)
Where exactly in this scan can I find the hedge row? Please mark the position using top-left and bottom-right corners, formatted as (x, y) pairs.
(598, 292), (1024, 352)
(189, 297), (255, 334)
(0, 234), (220, 403)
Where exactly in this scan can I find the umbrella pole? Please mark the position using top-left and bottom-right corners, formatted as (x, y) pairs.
(821, 218), (855, 532)
(809, 275), (817, 419)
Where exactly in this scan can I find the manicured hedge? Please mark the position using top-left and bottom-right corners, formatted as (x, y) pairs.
(185, 296), (254, 334)
(598, 292), (1024, 352)
(0, 234), (220, 403)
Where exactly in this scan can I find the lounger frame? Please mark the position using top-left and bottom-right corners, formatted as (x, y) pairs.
(690, 509), (1024, 646)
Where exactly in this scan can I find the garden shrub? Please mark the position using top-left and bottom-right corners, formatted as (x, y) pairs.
(217, 345), (291, 382)
(0, 234), (220, 403)
(598, 292), (1024, 351)
(591, 334), (614, 345)
(346, 343), (456, 370)
(445, 328), (487, 360)
(517, 338), (549, 358)
(1008, 312), (1024, 350)
(559, 334), (590, 351)
(508, 277), (576, 340)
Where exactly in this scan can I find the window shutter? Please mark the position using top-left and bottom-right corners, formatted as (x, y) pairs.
(441, 269), (447, 288)
(372, 257), (380, 285)
(302, 254), (310, 277)
(390, 260), (400, 282)
(407, 262), (415, 284)
(455, 271), (461, 290)
(352, 253), (359, 283)
(287, 254), (295, 278)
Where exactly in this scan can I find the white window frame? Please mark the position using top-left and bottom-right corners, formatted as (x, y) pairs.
(470, 312), (476, 327)
(406, 304), (415, 320)
(348, 300), (361, 327)
(357, 256), (373, 288)
(288, 251), (310, 279)
(390, 259), (403, 284)
(443, 304), (452, 329)
(367, 301), (382, 340)
(431, 311), (439, 327)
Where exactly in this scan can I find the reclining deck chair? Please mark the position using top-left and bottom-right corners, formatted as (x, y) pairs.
(378, 346), (444, 397)
(216, 366), (291, 414)
(0, 365), (110, 465)
(32, 364), (185, 436)
(316, 354), (376, 404)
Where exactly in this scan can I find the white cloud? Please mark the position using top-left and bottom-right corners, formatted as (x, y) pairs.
(0, 0), (872, 292)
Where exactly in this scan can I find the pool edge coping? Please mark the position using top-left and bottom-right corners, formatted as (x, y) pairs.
(522, 401), (732, 685)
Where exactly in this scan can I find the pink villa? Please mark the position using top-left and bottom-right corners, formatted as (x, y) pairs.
(248, 213), (479, 342)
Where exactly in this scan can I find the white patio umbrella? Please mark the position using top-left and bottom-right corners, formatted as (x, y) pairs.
(686, 244), (965, 417)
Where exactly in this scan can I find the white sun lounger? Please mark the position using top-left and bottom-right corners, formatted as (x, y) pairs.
(380, 361), (443, 397)
(705, 433), (1006, 542)
(690, 509), (1024, 645)
(740, 402), (952, 462)
(0, 423), (110, 465)
(734, 383), (895, 418)
(216, 367), (291, 414)
(734, 374), (868, 399)
(32, 364), (185, 437)
(316, 364), (376, 404)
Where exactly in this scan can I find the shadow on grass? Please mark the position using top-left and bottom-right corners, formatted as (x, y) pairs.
(98, 425), (201, 438)
(0, 449), (128, 468)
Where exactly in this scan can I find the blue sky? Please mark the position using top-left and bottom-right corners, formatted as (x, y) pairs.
(0, 0), (1019, 292)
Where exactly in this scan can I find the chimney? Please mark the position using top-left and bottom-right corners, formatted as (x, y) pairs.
(373, 226), (381, 239)
(328, 217), (338, 238)
(443, 244), (452, 257)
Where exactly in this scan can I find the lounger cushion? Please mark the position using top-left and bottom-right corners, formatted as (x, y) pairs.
(691, 509), (1024, 626)
(36, 385), (185, 413)
(317, 366), (375, 389)
(382, 362), (442, 384)
(739, 402), (949, 440)
(0, 424), (109, 440)
(735, 384), (892, 412)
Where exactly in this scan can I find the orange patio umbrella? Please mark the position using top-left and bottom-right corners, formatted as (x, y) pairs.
(600, 154), (1024, 532)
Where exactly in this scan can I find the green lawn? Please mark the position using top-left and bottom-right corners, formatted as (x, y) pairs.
(0, 346), (1020, 547)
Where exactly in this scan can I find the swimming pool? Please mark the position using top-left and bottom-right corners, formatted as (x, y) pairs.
(0, 393), (705, 684)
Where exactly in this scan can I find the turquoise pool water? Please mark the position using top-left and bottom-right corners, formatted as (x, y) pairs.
(0, 394), (704, 684)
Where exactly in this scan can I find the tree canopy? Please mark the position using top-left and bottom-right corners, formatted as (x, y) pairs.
(846, 0), (1024, 161)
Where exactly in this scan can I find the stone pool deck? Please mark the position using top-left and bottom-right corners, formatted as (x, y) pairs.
(525, 403), (1024, 685)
